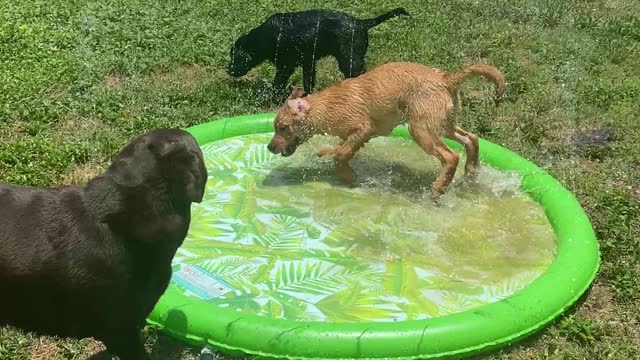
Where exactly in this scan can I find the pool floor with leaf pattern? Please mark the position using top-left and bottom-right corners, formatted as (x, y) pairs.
(169, 133), (556, 323)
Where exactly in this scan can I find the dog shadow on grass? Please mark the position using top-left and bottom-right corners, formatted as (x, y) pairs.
(87, 309), (199, 360)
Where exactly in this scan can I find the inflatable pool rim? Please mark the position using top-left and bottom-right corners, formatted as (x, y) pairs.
(147, 113), (600, 360)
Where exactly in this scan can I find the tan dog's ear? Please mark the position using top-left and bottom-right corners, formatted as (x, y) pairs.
(287, 98), (310, 119)
(288, 86), (305, 100)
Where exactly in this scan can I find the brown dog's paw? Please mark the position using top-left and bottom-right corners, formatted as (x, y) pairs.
(316, 147), (337, 158)
(336, 167), (355, 186)
(429, 192), (449, 208)
(430, 187), (446, 202)
(463, 166), (480, 181)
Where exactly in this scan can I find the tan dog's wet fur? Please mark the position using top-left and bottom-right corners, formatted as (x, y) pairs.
(267, 61), (505, 199)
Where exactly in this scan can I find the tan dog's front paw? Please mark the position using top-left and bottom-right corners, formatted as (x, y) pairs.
(464, 165), (480, 180)
(336, 165), (354, 185)
(464, 171), (479, 183)
(316, 147), (337, 158)
(430, 185), (446, 202)
(339, 173), (354, 185)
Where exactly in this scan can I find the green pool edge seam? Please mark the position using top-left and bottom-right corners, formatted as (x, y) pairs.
(147, 113), (600, 360)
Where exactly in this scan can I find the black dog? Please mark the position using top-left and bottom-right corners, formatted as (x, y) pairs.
(0, 129), (207, 360)
(227, 7), (409, 100)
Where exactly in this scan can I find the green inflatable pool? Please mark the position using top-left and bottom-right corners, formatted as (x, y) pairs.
(147, 113), (600, 359)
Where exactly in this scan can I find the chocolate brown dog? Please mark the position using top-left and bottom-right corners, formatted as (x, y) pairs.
(267, 61), (505, 199)
(0, 129), (207, 359)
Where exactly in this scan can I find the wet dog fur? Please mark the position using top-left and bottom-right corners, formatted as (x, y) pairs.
(0, 129), (207, 360)
(227, 7), (409, 101)
(267, 61), (505, 199)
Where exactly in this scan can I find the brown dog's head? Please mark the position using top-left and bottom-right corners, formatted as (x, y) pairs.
(105, 129), (207, 205)
(267, 87), (312, 157)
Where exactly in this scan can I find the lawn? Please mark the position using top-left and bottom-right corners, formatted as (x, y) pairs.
(1, 0), (639, 359)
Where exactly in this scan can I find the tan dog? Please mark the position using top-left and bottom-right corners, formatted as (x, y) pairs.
(267, 61), (505, 199)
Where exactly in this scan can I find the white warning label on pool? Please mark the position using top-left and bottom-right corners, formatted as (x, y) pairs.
(171, 265), (234, 300)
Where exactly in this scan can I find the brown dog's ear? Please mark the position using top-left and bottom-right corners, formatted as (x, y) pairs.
(288, 86), (305, 100)
(182, 158), (206, 203)
(148, 134), (207, 204)
(107, 130), (206, 205)
(149, 134), (207, 203)
(287, 98), (310, 119)
(148, 136), (182, 158)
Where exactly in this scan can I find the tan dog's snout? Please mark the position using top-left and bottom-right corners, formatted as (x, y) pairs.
(267, 136), (286, 154)
(269, 90), (310, 157)
(268, 134), (301, 157)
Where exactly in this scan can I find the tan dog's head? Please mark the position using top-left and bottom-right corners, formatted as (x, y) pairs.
(267, 87), (311, 157)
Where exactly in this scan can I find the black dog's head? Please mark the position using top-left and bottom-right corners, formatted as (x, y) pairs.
(226, 34), (262, 77)
(104, 129), (207, 206)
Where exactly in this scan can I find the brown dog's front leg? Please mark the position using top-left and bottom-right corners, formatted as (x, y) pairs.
(335, 157), (354, 184)
(316, 147), (337, 158)
(332, 129), (371, 185)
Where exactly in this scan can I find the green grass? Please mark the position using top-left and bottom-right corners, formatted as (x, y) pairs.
(1, 0), (639, 359)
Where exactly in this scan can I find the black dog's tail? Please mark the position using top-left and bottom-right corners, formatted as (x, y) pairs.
(361, 7), (410, 29)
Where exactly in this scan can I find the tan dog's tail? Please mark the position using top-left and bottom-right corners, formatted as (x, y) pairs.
(444, 64), (506, 104)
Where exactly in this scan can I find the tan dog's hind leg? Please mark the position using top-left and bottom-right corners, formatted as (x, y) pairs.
(409, 114), (459, 200)
(333, 127), (372, 184)
(446, 126), (479, 177)
(444, 91), (479, 177)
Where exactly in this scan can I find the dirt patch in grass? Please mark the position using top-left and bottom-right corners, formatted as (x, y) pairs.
(57, 116), (108, 140)
(104, 73), (126, 89)
(60, 162), (106, 185)
(158, 64), (210, 88)
(578, 281), (617, 322)
(29, 338), (60, 360)
(76, 340), (106, 360)
(111, 64), (214, 91)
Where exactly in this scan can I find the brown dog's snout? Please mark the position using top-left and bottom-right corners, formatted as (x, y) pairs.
(267, 141), (277, 153)
(267, 135), (286, 154)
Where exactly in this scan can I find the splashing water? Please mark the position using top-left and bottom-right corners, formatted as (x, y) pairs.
(273, 24), (283, 69)
(310, 18), (320, 76)
(173, 134), (557, 323)
(349, 21), (355, 76)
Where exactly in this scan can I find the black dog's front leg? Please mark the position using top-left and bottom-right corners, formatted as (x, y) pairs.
(302, 59), (317, 95)
(272, 66), (295, 102)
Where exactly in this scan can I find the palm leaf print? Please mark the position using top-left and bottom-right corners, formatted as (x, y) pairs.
(256, 215), (304, 250)
(315, 282), (404, 322)
(382, 260), (439, 318)
(267, 260), (356, 297)
(170, 133), (556, 322)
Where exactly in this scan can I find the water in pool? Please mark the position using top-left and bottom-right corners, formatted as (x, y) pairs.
(171, 133), (557, 322)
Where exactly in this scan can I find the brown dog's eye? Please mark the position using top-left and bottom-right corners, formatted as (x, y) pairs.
(278, 125), (287, 132)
